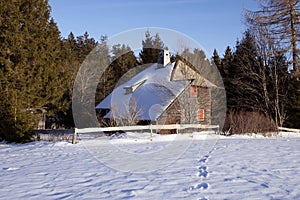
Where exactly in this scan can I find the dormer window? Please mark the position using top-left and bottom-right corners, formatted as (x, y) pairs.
(124, 86), (133, 94)
(124, 80), (146, 94)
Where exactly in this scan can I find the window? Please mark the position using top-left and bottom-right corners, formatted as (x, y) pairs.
(190, 85), (198, 97)
(124, 80), (146, 95)
(197, 109), (205, 121)
(124, 87), (133, 95)
(181, 109), (185, 122)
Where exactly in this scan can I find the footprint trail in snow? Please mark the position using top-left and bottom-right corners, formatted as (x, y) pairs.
(189, 153), (210, 195)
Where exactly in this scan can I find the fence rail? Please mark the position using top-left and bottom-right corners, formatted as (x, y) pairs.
(278, 127), (300, 133)
(33, 129), (74, 141)
(75, 124), (219, 133)
(73, 124), (220, 144)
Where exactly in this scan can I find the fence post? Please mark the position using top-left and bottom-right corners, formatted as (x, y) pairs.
(150, 125), (153, 138)
(72, 128), (77, 144)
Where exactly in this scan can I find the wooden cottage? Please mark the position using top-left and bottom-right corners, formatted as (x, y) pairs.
(96, 50), (217, 133)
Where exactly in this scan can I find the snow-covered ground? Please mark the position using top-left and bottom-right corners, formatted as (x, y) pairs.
(1, 132), (300, 199)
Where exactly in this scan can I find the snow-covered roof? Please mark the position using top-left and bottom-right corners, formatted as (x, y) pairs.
(96, 62), (189, 121)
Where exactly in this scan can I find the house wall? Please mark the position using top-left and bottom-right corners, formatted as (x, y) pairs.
(171, 60), (211, 87)
(176, 85), (211, 125)
(156, 100), (181, 134)
(197, 87), (212, 125)
(170, 59), (213, 124)
(156, 85), (212, 134)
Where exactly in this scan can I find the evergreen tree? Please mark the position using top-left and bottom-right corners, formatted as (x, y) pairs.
(59, 32), (98, 128)
(285, 78), (300, 128)
(229, 31), (268, 112)
(266, 53), (290, 126)
(214, 46), (233, 111)
(95, 43), (137, 105)
(111, 44), (137, 84)
(139, 31), (165, 64)
(222, 46), (233, 78)
(0, 0), (67, 142)
(212, 49), (221, 69)
(181, 48), (217, 84)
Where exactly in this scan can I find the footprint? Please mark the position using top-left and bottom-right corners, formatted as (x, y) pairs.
(120, 189), (136, 197)
(199, 155), (209, 163)
(195, 183), (209, 190)
(190, 154), (210, 192)
(189, 183), (209, 190)
(197, 170), (208, 178)
(261, 183), (269, 188)
(199, 166), (207, 171)
(198, 166), (208, 177)
(3, 167), (19, 171)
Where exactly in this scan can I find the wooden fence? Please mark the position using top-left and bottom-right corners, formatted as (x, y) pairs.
(33, 129), (74, 142)
(278, 127), (300, 133)
(34, 126), (300, 144)
(72, 124), (220, 144)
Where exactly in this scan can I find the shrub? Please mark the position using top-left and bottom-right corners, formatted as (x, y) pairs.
(223, 110), (277, 135)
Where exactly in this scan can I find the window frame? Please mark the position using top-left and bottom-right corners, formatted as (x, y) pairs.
(197, 109), (205, 121)
(190, 85), (198, 97)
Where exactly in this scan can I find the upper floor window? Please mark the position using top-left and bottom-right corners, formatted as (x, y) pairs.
(190, 85), (198, 97)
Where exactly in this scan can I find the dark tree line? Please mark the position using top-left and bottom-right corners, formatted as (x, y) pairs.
(213, 30), (300, 132)
(1, 0), (299, 142)
(0, 0), (98, 142)
(0, 0), (164, 143)
(212, 0), (300, 132)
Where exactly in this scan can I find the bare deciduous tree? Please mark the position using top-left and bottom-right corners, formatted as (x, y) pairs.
(111, 98), (143, 126)
(245, 0), (296, 126)
(245, 0), (300, 74)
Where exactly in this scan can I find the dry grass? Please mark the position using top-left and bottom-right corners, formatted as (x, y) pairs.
(224, 110), (278, 135)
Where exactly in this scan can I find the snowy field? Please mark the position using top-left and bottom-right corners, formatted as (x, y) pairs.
(1, 132), (300, 200)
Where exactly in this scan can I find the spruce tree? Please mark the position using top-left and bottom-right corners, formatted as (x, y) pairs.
(60, 32), (98, 128)
(0, 0), (67, 142)
(267, 53), (290, 126)
(139, 31), (165, 64)
(212, 49), (221, 69)
(222, 46), (233, 78)
(95, 44), (137, 105)
(229, 31), (267, 112)
(285, 79), (300, 128)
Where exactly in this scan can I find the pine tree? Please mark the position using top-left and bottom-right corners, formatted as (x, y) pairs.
(139, 31), (165, 64)
(180, 48), (215, 83)
(60, 32), (98, 128)
(111, 44), (137, 84)
(266, 53), (290, 126)
(285, 78), (300, 128)
(229, 31), (267, 112)
(222, 46), (233, 78)
(214, 46), (233, 112)
(95, 44), (137, 105)
(212, 49), (221, 69)
(0, 0), (68, 142)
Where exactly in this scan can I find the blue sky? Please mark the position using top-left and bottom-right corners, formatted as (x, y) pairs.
(48, 0), (259, 56)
